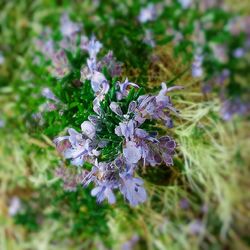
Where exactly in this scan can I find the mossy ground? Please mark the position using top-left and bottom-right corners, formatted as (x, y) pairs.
(0, 1), (249, 249)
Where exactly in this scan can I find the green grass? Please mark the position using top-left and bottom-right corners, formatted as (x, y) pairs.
(0, 1), (250, 249)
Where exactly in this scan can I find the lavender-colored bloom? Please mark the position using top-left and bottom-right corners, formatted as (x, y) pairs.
(97, 51), (123, 77)
(60, 13), (82, 37)
(54, 124), (97, 167)
(192, 53), (203, 78)
(136, 83), (181, 128)
(55, 166), (88, 192)
(119, 173), (147, 207)
(91, 184), (116, 204)
(50, 50), (70, 78)
(81, 121), (96, 140)
(115, 120), (135, 141)
(0, 52), (5, 65)
(121, 235), (140, 250)
(188, 219), (205, 235)
(221, 99), (250, 120)
(178, 0), (192, 9)
(35, 28), (55, 60)
(179, 198), (190, 210)
(233, 48), (245, 58)
(8, 197), (21, 216)
(138, 4), (158, 23)
(143, 29), (155, 47)
(110, 102), (123, 116)
(91, 71), (109, 93)
(41, 88), (59, 102)
(82, 36), (102, 59)
(116, 78), (139, 101)
(0, 119), (5, 128)
(123, 141), (141, 164)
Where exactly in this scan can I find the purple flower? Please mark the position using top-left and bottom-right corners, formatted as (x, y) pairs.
(0, 119), (5, 128)
(97, 51), (123, 77)
(119, 173), (147, 207)
(50, 50), (70, 78)
(91, 71), (109, 94)
(82, 36), (102, 59)
(192, 53), (203, 78)
(116, 78), (139, 101)
(121, 235), (140, 250)
(221, 99), (250, 120)
(233, 48), (245, 58)
(188, 219), (205, 235)
(41, 88), (59, 102)
(115, 120), (135, 141)
(8, 197), (21, 216)
(123, 141), (142, 164)
(178, 0), (192, 9)
(60, 13), (82, 37)
(136, 83), (182, 128)
(54, 122), (98, 167)
(0, 51), (5, 65)
(55, 166), (88, 192)
(110, 102), (123, 116)
(143, 29), (155, 47)
(138, 4), (158, 23)
(91, 184), (116, 204)
(81, 121), (96, 140)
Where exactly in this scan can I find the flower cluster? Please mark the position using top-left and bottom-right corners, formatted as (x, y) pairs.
(54, 73), (181, 206)
(35, 13), (122, 80)
(54, 79), (181, 206)
(51, 24), (181, 205)
(33, 13), (182, 206)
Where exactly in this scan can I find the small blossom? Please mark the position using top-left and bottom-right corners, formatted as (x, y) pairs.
(91, 71), (109, 93)
(81, 121), (96, 139)
(0, 52), (5, 65)
(138, 4), (157, 23)
(110, 102), (123, 116)
(91, 184), (116, 204)
(41, 87), (59, 102)
(119, 173), (147, 207)
(143, 29), (155, 47)
(50, 50), (70, 78)
(82, 36), (102, 59)
(60, 13), (82, 37)
(0, 119), (5, 128)
(178, 0), (192, 9)
(233, 48), (245, 58)
(8, 197), (21, 216)
(192, 53), (203, 78)
(123, 141), (142, 164)
(116, 78), (139, 100)
(188, 219), (205, 235)
(221, 99), (250, 121)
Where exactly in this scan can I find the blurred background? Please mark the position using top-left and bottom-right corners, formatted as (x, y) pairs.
(0, 0), (249, 249)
